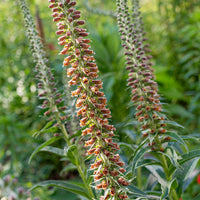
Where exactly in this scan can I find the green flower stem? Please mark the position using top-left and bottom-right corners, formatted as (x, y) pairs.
(137, 167), (142, 189)
(155, 136), (179, 200)
(76, 165), (95, 200)
(53, 94), (95, 199)
(161, 155), (179, 200)
(52, 103), (70, 145)
(171, 188), (179, 200)
(161, 154), (169, 180)
(60, 123), (70, 145)
(54, 107), (94, 199)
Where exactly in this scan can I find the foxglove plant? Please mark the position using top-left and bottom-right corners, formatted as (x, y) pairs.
(18, 0), (94, 199)
(17, 0), (200, 199)
(19, 0), (129, 199)
(116, 0), (200, 200)
(18, 0), (71, 143)
(117, 0), (169, 150)
(48, 0), (129, 199)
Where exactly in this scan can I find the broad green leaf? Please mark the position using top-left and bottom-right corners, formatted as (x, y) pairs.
(127, 185), (160, 199)
(183, 169), (199, 192)
(86, 168), (94, 185)
(131, 146), (151, 174)
(119, 142), (134, 153)
(162, 147), (182, 168)
(78, 196), (88, 200)
(136, 159), (162, 169)
(60, 163), (77, 175)
(165, 131), (188, 151)
(171, 178), (178, 190)
(129, 138), (149, 163)
(41, 146), (65, 157)
(33, 120), (54, 137)
(146, 174), (159, 191)
(127, 185), (146, 195)
(146, 191), (161, 196)
(181, 135), (200, 142)
(28, 136), (62, 164)
(40, 126), (58, 134)
(69, 127), (85, 140)
(164, 121), (184, 129)
(160, 178), (176, 200)
(179, 149), (200, 164)
(67, 145), (78, 165)
(30, 180), (90, 199)
(146, 165), (166, 187)
(169, 149), (200, 175)
(173, 158), (199, 196)
(146, 166), (175, 200)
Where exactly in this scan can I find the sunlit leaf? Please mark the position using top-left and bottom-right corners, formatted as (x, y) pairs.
(165, 131), (188, 151)
(30, 180), (91, 199)
(41, 146), (65, 157)
(28, 136), (62, 164)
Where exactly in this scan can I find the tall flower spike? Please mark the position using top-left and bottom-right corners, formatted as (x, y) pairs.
(117, 0), (169, 151)
(49, 0), (129, 199)
(63, 72), (80, 135)
(18, 0), (70, 141)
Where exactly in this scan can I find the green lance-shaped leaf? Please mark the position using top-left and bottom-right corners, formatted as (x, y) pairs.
(127, 185), (161, 199)
(30, 180), (91, 199)
(179, 149), (200, 164)
(40, 146), (65, 157)
(146, 165), (175, 200)
(173, 158), (199, 196)
(28, 136), (62, 164)
(160, 147), (182, 168)
(136, 159), (162, 169)
(69, 127), (86, 140)
(164, 121), (184, 129)
(146, 165), (167, 188)
(181, 135), (200, 142)
(131, 146), (151, 175)
(161, 178), (177, 200)
(66, 144), (79, 165)
(129, 138), (150, 174)
(119, 142), (134, 153)
(129, 137), (149, 163)
(60, 163), (77, 176)
(165, 131), (188, 152)
(169, 149), (200, 175)
(33, 120), (54, 137)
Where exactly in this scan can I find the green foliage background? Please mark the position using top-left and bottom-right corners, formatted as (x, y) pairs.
(0, 0), (199, 199)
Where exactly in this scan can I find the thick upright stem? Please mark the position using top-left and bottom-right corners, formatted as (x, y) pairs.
(54, 107), (94, 199)
(137, 167), (142, 189)
(171, 188), (179, 200)
(77, 165), (95, 199)
(155, 136), (179, 200)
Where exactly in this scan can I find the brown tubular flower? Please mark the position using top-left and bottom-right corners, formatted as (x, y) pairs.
(49, 0), (129, 199)
(116, 0), (169, 150)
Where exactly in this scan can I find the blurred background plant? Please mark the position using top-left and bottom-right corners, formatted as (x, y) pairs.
(0, 0), (199, 199)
